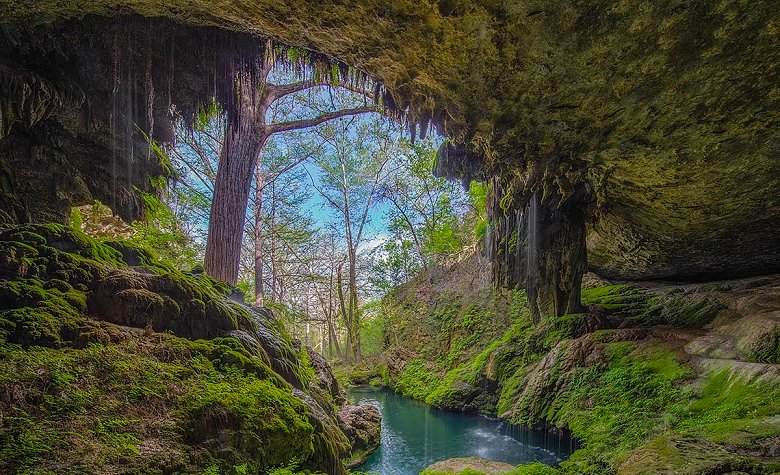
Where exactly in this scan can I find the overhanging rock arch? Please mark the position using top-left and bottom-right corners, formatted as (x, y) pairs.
(1, 1), (779, 319)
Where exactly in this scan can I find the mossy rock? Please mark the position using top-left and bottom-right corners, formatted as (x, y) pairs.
(421, 457), (516, 475)
(0, 225), (356, 473)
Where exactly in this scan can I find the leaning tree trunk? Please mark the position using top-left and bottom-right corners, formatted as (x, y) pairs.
(204, 71), (269, 284)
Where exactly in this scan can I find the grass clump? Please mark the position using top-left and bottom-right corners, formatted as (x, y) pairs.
(557, 343), (691, 459)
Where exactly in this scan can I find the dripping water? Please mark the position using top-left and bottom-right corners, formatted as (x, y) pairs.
(527, 192), (539, 282)
(514, 208), (522, 284)
(484, 221), (492, 260)
(145, 42), (155, 161)
(110, 30), (120, 212)
(125, 33), (135, 217)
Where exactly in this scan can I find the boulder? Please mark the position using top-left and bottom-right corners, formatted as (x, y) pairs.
(337, 403), (381, 467)
(423, 457), (516, 474)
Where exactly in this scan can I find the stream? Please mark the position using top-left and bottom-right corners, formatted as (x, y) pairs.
(349, 387), (575, 475)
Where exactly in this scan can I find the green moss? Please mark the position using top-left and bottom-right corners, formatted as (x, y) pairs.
(419, 470), (486, 475)
(554, 343), (691, 458)
(395, 359), (441, 401)
(581, 284), (723, 328)
(0, 332), (323, 474)
(0, 279), (87, 346)
(750, 325), (780, 364)
(183, 367), (315, 467)
(418, 463), (564, 475)
(508, 464), (563, 475)
(382, 266), (780, 475)
(678, 368), (780, 443)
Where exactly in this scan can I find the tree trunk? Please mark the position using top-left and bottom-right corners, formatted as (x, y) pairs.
(270, 181), (278, 302)
(348, 248), (361, 362)
(204, 70), (269, 284)
(328, 253), (342, 359)
(254, 157), (265, 306)
(337, 262), (351, 364)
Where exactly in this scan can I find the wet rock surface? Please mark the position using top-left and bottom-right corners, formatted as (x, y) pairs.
(1, 3), (778, 292)
(337, 403), (381, 466)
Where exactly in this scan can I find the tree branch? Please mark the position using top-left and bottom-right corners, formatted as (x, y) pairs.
(266, 80), (318, 100)
(269, 106), (376, 135)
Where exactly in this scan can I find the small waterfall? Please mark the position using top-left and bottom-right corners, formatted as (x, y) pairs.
(527, 192), (539, 283)
(485, 222), (493, 260)
(514, 208), (522, 284)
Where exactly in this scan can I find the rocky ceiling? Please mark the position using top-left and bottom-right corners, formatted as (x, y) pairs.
(0, 0), (778, 283)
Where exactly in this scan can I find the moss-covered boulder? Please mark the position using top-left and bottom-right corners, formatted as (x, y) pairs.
(0, 224), (364, 474)
(422, 457), (516, 475)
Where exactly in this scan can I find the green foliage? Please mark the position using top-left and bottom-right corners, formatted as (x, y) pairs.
(554, 343), (691, 459)
(183, 365), (315, 459)
(0, 224), (336, 474)
(0, 410), (60, 471)
(95, 417), (141, 458)
(68, 207), (83, 231)
(381, 276), (780, 474)
(419, 470), (485, 475)
(373, 138), (470, 291)
(387, 289), (528, 412)
(395, 359), (441, 402)
(128, 191), (202, 270)
(360, 301), (386, 358)
(508, 463), (564, 475)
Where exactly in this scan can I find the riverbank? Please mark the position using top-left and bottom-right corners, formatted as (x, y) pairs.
(350, 254), (780, 474)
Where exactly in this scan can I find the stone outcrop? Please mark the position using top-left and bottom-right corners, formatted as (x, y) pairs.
(423, 456), (516, 474)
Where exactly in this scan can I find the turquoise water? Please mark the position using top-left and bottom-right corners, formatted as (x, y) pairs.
(349, 387), (574, 475)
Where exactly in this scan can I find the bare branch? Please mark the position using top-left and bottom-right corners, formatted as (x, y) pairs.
(269, 106), (376, 135)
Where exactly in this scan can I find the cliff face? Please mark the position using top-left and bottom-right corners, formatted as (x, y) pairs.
(0, 2), (778, 303)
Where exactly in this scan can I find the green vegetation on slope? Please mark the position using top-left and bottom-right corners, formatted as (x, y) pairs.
(0, 337), (314, 474)
(376, 270), (780, 474)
